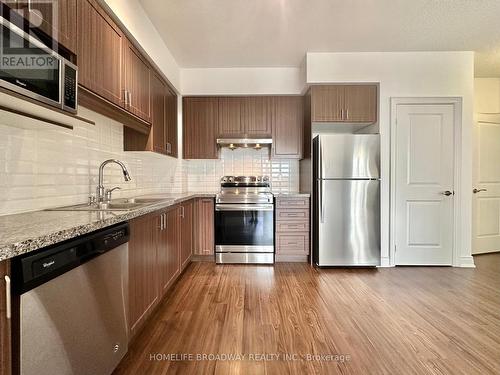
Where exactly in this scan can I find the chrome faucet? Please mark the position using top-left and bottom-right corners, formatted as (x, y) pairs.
(95, 159), (132, 203)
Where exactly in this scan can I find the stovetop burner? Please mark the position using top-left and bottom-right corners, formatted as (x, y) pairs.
(217, 176), (273, 204)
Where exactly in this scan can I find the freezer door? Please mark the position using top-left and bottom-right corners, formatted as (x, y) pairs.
(314, 134), (380, 179)
(316, 179), (380, 266)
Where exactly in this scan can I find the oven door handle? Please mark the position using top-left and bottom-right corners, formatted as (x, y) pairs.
(215, 204), (274, 211)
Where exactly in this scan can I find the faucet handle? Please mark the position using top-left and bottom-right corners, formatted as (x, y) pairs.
(88, 195), (96, 206)
(105, 187), (121, 201)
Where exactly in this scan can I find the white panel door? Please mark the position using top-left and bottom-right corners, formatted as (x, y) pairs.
(472, 118), (500, 254)
(395, 104), (455, 265)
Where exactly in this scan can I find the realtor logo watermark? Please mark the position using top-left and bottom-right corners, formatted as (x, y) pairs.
(1, 0), (59, 70)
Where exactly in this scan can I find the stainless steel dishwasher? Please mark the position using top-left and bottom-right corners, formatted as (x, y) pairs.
(12, 222), (129, 375)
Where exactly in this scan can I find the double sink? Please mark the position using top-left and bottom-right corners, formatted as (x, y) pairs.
(48, 197), (171, 212)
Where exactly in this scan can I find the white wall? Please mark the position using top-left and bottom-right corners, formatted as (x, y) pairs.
(474, 78), (500, 114)
(104, 0), (181, 91)
(306, 52), (475, 267)
(181, 67), (305, 95)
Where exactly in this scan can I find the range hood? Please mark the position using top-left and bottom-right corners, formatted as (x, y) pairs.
(217, 138), (272, 150)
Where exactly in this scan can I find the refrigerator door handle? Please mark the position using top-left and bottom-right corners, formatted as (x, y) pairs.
(319, 179), (324, 223)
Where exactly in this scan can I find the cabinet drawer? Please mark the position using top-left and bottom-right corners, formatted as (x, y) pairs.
(276, 233), (309, 255)
(276, 197), (309, 209)
(276, 209), (309, 221)
(276, 221), (308, 233)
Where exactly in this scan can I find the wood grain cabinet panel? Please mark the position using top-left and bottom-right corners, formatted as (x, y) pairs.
(241, 96), (272, 136)
(272, 96), (304, 159)
(165, 87), (178, 157)
(0, 260), (11, 375)
(128, 213), (158, 335)
(311, 85), (345, 122)
(180, 200), (193, 270)
(158, 207), (180, 294)
(275, 197), (310, 259)
(344, 85), (378, 123)
(77, 0), (124, 107)
(193, 198), (214, 255)
(123, 39), (151, 123)
(150, 71), (167, 154)
(16, 0), (77, 53)
(310, 84), (378, 123)
(218, 97), (243, 137)
(183, 97), (218, 159)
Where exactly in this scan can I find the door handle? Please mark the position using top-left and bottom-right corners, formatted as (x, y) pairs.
(319, 180), (324, 223)
(441, 190), (453, 196)
(5, 276), (11, 319)
(473, 188), (487, 194)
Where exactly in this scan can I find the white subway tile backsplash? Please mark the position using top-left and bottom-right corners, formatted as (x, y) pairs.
(0, 105), (299, 215)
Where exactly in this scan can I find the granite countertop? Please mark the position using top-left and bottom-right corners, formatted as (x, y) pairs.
(0, 193), (216, 262)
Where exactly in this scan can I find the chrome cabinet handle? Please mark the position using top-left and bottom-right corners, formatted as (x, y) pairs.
(5, 276), (11, 319)
(128, 91), (132, 108)
(473, 188), (487, 194)
(180, 206), (185, 218)
(346, 108), (349, 120)
(166, 142), (171, 154)
(441, 190), (453, 196)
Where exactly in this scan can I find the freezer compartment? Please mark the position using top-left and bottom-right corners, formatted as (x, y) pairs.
(314, 179), (380, 266)
(313, 134), (380, 179)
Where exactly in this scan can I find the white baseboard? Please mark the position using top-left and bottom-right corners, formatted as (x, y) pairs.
(379, 257), (393, 267)
(457, 256), (476, 268)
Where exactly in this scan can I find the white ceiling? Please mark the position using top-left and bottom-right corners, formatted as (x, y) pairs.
(139, 0), (500, 77)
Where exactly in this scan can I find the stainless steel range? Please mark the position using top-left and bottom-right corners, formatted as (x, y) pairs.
(215, 176), (274, 264)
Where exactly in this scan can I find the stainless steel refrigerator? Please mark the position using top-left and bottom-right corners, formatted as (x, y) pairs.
(313, 134), (380, 266)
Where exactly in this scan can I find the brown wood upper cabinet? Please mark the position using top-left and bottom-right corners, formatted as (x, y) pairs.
(218, 96), (272, 137)
(183, 97), (218, 159)
(123, 39), (151, 123)
(3, 0), (77, 53)
(218, 97), (244, 137)
(311, 85), (377, 123)
(241, 96), (272, 136)
(272, 96), (304, 159)
(77, 0), (124, 107)
(165, 87), (178, 157)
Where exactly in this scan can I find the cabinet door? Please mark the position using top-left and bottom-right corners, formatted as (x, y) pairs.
(165, 207), (181, 286)
(0, 260), (11, 375)
(180, 200), (193, 270)
(165, 87), (178, 157)
(343, 85), (377, 123)
(311, 85), (344, 122)
(183, 97), (218, 159)
(241, 96), (272, 136)
(77, 0), (124, 106)
(218, 97), (243, 136)
(150, 72), (167, 154)
(193, 198), (214, 255)
(128, 214), (158, 335)
(123, 39), (151, 122)
(16, 0), (77, 53)
(272, 96), (304, 159)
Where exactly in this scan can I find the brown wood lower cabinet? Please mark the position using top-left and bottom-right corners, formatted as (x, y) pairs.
(180, 201), (193, 269)
(193, 198), (214, 255)
(275, 196), (310, 262)
(0, 260), (11, 375)
(128, 199), (196, 338)
(128, 213), (158, 336)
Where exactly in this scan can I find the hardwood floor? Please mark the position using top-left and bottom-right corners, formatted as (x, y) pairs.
(114, 254), (500, 375)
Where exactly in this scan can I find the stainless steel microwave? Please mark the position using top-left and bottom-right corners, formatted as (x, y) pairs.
(0, 16), (77, 113)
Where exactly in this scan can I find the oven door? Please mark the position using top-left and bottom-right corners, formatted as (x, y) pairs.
(215, 203), (274, 253)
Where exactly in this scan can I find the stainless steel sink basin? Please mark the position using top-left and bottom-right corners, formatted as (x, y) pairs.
(47, 197), (169, 212)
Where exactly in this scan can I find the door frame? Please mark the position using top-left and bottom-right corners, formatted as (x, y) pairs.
(389, 97), (463, 266)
